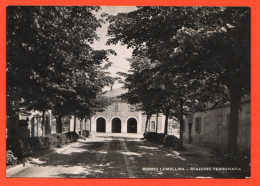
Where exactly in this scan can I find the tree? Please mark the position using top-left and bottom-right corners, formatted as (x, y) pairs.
(7, 6), (114, 134)
(107, 7), (250, 152)
(118, 56), (157, 132)
(106, 7), (202, 143)
(172, 8), (250, 152)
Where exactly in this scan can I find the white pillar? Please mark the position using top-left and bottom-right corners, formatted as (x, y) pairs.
(70, 116), (74, 132)
(91, 117), (96, 133)
(161, 115), (165, 133)
(138, 112), (142, 134)
(106, 119), (111, 133)
(122, 121), (127, 133)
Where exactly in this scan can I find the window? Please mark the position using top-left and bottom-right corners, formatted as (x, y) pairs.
(195, 117), (201, 133)
(151, 121), (155, 130)
(114, 103), (119, 112)
(130, 104), (135, 112)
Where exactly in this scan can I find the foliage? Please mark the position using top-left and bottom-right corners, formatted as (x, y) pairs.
(6, 150), (18, 166)
(143, 132), (165, 144)
(82, 130), (90, 137)
(211, 147), (250, 178)
(6, 132), (79, 160)
(7, 6), (114, 133)
(163, 135), (182, 148)
(64, 131), (79, 142)
(107, 7), (250, 152)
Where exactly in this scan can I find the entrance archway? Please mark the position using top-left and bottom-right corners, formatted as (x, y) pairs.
(112, 117), (121, 133)
(127, 118), (137, 133)
(96, 117), (106, 132)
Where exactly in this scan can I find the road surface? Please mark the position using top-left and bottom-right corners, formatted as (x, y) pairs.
(7, 134), (233, 178)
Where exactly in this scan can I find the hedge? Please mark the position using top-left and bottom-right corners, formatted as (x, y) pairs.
(82, 130), (90, 137)
(163, 135), (182, 148)
(6, 150), (18, 165)
(6, 132), (79, 164)
(143, 132), (182, 148)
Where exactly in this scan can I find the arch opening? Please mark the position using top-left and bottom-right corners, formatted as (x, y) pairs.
(112, 118), (121, 133)
(96, 117), (106, 132)
(127, 118), (137, 133)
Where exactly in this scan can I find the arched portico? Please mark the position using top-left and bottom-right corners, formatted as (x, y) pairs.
(111, 117), (121, 133)
(96, 117), (106, 132)
(127, 117), (138, 133)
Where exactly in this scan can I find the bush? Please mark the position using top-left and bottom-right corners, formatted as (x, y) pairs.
(64, 131), (79, 142)
(211, 147), (250, 167)
(163, 135), (182, 148)
(143, 132), (149, 139)
(51, 133), (69, 147)
(146, 132), (158, 141)
(45, 134), (59, 149)
(6, 132), (79, 160)
(82, 130), (90, 137)
(6, 150), (18, 166)
(143, 132), (165, 144)
(211, 147), (250, 177)
(155, 133), (165, 144)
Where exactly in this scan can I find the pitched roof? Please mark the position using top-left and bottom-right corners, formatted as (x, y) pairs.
(102, 87), (127, 98)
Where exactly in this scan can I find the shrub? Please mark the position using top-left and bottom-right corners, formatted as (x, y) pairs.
(82, 130), (90, 137)
(64, 131), (79, 142)
(13, 138), (33, 158)
(211, 147), (250, 178)
(143, 132), (149, 139)
(211, 147), (250, 167)
(45, 134), (59, 149)
(145, 132), (158, 141)
(51, 133), (69, 146)
(163, 135), (182, 148)
(6, 132), (79, 161)
(6, 150), (18, 166)
(155, 133), (165, 144)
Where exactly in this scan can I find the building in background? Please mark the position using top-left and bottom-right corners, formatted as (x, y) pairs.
(183, 97), (250, 151)
(90, 88), (169, 135)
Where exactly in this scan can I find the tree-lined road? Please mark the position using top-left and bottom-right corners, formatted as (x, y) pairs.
(7, 135), (229, 178)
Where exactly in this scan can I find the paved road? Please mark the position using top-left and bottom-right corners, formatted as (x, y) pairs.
(7, 135), (233, 178)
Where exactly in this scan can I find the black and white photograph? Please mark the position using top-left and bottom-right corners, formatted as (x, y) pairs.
(6, 6), (250, 178)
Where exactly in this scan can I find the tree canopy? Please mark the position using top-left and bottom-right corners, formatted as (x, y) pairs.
(7, 6), (114, 133)
(107, 7), (250, 152)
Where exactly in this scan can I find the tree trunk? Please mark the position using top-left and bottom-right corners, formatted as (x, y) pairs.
(145, 114), (150, 132)
(56, 115), (63, 133)
(228, 93), (241, 153)
(148, 117), (151, 132)
(74, 114), (77, 132)
(42, 110), (45, 136)
(179, 99), (184, 147)
(164, 108), (170, 134)
(156, 112), (159, 133)
(89, 118), (92, 132)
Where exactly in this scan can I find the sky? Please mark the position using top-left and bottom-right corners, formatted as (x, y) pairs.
(91, 6), (137, 91)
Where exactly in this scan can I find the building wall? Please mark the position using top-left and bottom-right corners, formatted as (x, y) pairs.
(91, 101), (166, 134)
(92, 101), (141, 134)
(7, 109), (56, 138)
(183, 100), (250, 151)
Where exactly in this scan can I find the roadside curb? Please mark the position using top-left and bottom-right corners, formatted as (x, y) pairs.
(6, 141), (79, 177)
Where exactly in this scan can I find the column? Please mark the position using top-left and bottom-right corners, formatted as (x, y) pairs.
(122, 120), (127, 133)
(106, 119), (112, 133)
(161, 115), (165, 133)
(138, 112), (142, 134)
(91, 117), (96, 133)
